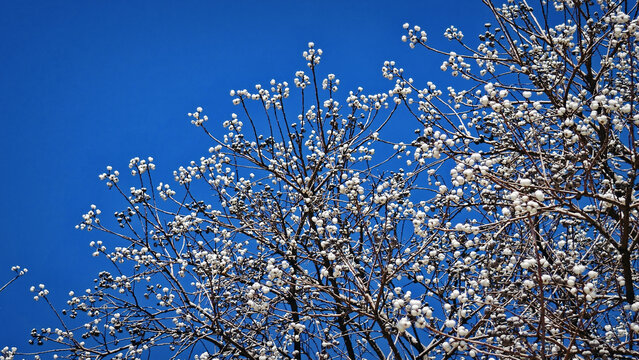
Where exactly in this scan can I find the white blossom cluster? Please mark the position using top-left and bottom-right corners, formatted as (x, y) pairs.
(0, 265), (28, 303)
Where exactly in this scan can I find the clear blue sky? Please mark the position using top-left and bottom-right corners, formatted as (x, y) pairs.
(0, 0), (489, 347)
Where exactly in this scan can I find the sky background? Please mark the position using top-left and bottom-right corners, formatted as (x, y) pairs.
(0, 0), (491, 348)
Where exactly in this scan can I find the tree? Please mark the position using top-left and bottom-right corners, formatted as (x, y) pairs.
(6, 0), (639, 359)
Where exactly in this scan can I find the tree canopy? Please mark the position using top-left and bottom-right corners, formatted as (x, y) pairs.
(5, 0), (639, 359)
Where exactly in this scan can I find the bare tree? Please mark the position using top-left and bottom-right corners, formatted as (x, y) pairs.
(6, 1), (639, 359)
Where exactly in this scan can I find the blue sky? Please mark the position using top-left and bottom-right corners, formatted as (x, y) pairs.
(0, 0), (489, 348)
